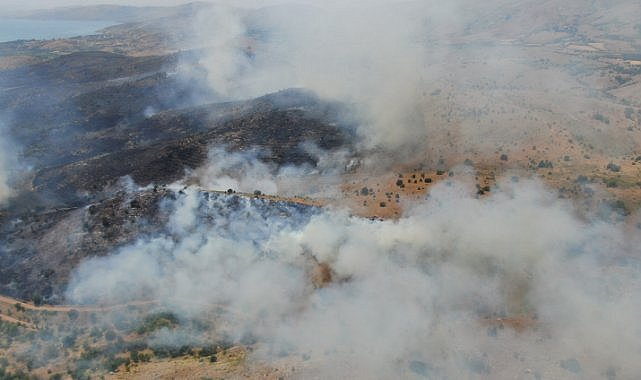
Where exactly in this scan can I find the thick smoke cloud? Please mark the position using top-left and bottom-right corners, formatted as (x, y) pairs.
(0, 122), (16, 204)
(52, 0), (641, 378)
(0, 161), (11, 204)
(191, 2), (443, 157)
(191, 147), (280, 195)
(187, 0), (641, 163)
(186, 146), (351, 199)
(66, 179), (641, 378)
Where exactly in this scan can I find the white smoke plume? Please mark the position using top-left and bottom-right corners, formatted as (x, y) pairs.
(0, 122), (16, 204)
(186, 146), (353, 199)
(54, 1), (641, 378)
(0, 155), (12, 204)
(190, 2), (445, 156)
(192, 147), (279, 194)
(66, 179), (641, 378)
(185, 0), (641, 164)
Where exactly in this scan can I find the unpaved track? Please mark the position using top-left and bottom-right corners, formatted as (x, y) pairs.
(0, 295), (158, 313)
(0, 294), (245, 326)
(0, 313), (37, 330)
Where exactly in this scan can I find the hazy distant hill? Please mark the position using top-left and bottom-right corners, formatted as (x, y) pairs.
(6, 2), (212, 22)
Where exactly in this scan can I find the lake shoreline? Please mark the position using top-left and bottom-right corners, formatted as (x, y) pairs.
(0, 18), (118, 43)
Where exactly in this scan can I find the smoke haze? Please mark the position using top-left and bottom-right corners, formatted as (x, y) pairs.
(66, 179), (641, 378)
(2, 0), (629, 378)
(191, 2), (440, 157)
(0, 152), (12, 204)
(0, 122), (16, 204)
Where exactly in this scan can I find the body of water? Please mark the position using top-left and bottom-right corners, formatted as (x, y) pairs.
(0, 18), (117, 43)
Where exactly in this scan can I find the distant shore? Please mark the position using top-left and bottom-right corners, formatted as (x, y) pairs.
(0, 18), (117, 43)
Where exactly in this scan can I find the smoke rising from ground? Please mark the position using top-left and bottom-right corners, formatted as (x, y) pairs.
(0, 154), (12, 204)
(66, 179), (641, 378)
(192, 147), (280, 194)
(187, 0), (641, 164)
(191, 2), (440, 157)
(0, 122), (16, 204)
(45, 0), (641, 378)
(186, 146), (353, 199)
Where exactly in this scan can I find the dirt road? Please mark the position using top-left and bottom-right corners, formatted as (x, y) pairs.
(0, 295), (158, 313)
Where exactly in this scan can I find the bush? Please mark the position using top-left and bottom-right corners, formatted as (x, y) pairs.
(62, 334), (76, 348)
(153, 345), (192, 359)
(609, 199), (629, 216)
(68, 309), (79, 321)
(31, 294), (43, 306)
(593, 112), (610, 124)
(537, 160), (553, 169)
(80, 347), (101, 361)
(105, 329), (118, 342)
(137, 312), (179, 335)
(106, 356), (130, 372)
(606, 162), (621, 172)
(576, 175), (589, 184)
(199, 345), (217, 358)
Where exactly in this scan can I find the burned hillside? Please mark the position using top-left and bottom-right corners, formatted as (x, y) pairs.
(0, 188), (320, 305)
(0, 43), (352, 210)
(0, 13), (352, 306)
